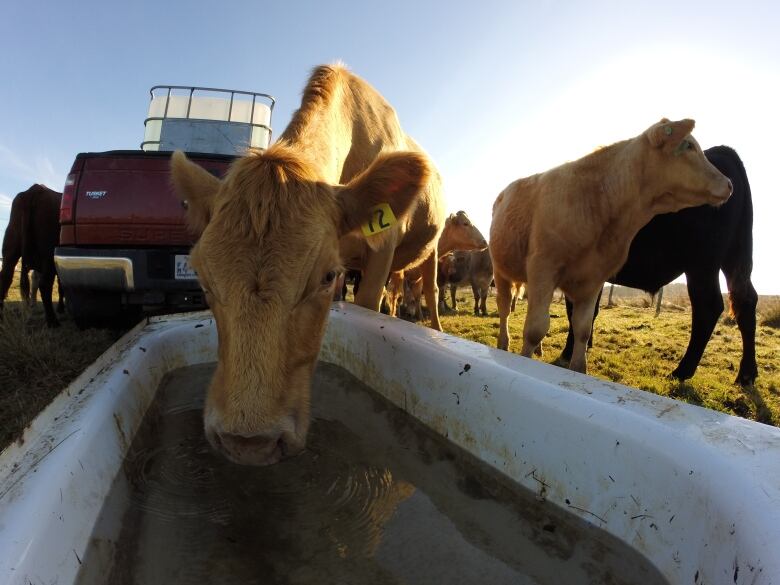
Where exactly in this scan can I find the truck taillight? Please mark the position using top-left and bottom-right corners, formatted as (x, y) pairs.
(60, 172), (77, 223)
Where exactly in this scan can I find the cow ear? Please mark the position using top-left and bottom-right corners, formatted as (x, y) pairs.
(337, 152), (430, 250)
(647, 118), (696, 148)
(170, 151), (221, 236)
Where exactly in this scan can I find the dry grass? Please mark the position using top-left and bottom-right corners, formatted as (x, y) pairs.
(0, 271), (125, 450)
(436, 287), (780, 427)
(760, 299), (780, 329)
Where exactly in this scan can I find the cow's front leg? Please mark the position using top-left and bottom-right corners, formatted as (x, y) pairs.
(495, 273), (513, 351)
(521, 277), (555, 359)
(355, 244), (396, 313)
(568, 288), (601, 373)
(673, 270), (722, 381)
(420, 250), (442, 331)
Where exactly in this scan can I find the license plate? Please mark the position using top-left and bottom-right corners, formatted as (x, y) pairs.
(174, 255), (198, 280)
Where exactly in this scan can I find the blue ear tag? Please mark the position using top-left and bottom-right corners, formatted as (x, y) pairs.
(664, 126), (673, 136)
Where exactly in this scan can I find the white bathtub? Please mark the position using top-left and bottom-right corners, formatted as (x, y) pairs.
(1, 304), (778, 584)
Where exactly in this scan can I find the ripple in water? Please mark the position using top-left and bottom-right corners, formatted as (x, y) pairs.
(96, 362), (669, 585)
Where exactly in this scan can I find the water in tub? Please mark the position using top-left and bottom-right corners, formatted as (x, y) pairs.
(79, 362), (668, 584)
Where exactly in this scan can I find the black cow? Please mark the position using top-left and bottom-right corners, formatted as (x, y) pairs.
(561, 145), (757, 386)
(0, 184), (63, 327)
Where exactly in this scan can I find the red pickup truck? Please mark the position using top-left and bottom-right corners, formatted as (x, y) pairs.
(55, 86), (273, 327)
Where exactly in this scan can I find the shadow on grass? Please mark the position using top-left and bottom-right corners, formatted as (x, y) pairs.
(668, 377), (775, 425)
(739, 384), (775, 425)
(667, 380), (704, 406)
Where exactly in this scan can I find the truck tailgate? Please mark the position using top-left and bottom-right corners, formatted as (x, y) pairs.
(71, 151), (232, 246)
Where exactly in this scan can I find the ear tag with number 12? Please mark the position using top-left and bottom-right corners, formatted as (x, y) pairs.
(361, 203), (397, 237)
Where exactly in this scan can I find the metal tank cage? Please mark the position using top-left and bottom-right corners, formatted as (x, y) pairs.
(141, 85), (275, 151)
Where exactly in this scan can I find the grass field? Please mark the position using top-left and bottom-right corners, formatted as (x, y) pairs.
(1, 269), (778, 454)
(0, 272), (127, 449)
(438, 286), (780, 426)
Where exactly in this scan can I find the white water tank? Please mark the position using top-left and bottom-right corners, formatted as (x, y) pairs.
(142, 86), (274, 155)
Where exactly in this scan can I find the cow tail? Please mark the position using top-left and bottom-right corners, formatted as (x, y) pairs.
(723, 147), (754, 319)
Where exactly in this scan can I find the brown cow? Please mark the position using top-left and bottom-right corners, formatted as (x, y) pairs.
(510, 282), (524, 312)
(171, 64), (444, 466)
(0, 184), (63, 327)
(438, 210), (487, 254)
(28, 269), (65, 314)
(389, 209), (486, 319)
(439, 248), (493, 316)
(490, 118), (732, 373)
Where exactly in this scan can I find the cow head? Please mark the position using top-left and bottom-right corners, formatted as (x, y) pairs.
(402, 274), (423, 319)
(171, 145), (429, 465)
(643, 118), (732, 212)
(441, 210), (487, 252)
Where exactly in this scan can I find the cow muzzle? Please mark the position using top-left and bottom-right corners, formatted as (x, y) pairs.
(207, 426), (305, 466)
(710, 176), (733, 206)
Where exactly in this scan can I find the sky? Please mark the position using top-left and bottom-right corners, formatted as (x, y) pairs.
(1, 0), (779, 293)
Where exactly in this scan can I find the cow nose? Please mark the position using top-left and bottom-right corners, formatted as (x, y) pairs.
(212, 431), (289, 466)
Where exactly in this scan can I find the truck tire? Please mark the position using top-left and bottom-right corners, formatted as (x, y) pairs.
(65, 289), (142, 330)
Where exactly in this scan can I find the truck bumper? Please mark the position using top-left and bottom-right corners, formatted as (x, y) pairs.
(55, 253), (135, 290)
(54, 247), (205, 308)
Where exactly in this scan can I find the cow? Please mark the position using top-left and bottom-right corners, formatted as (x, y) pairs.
(170, 64), (444, 466)
(388, 209), (486, 318)
(335, 269), (362, 301)
(28, 269), (65, 313)
(438, 248), (493, 316)
(438, 210), (487, 254)
(489, 118), (732, 374)
(0, 184), (63, 327)
(401, 271), (425, 319)
(382, 268), (414, 317)
(559, 145), (757, 386)
(510, 282), (524, 312)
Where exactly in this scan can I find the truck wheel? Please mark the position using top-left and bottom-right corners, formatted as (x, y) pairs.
(65, 289), (142, 329)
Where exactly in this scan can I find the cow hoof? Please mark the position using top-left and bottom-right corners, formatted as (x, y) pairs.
(735, 372), (757, 388)
(669, 368), (692, 382)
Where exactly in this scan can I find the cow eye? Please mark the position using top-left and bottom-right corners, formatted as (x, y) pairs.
(322, 270), (337, 286)
(687, 140), (694, 150)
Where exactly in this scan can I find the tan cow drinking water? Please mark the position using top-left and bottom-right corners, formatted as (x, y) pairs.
(171, 64), (445, 465)
(490, 118), (732, 374)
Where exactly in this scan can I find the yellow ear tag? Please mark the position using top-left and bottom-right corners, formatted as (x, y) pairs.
(361, 203), (397, 237)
